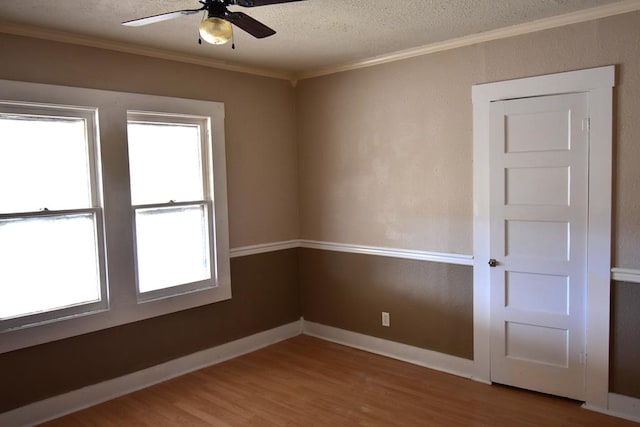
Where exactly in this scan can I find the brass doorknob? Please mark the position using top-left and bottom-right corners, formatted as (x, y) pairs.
(488, 259), (498, 267)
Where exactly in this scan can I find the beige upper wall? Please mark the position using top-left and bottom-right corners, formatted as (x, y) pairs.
(297, 11), (640, 267)
(483, 14), (640, 268)
(297, 46), (479, 255)
(1, 11), (638, 265)
(0, 33), (299, 249)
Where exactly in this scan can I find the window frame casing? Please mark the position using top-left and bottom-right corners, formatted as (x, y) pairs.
(127, 111), (218, 302)
(0, 79), (231, 354)
(0, 101), (109, 331)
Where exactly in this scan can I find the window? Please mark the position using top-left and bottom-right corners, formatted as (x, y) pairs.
(0, 79), (230, 354)
(0, 102), (107, 330)
(127, 112), (216, 300)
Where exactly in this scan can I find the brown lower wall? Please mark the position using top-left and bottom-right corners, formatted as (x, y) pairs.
(610, 280), (640, 399)
(299, 248), (474, 360)
(0, 249), (300, 413)
(2, 247), (638, 414)
(300, 250), (640, 401)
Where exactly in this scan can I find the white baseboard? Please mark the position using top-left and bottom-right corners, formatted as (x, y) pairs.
(302, 320), (474, 380)
(5, 318), (636, 427)
(583, 393), (640, 424)
(0, 320), (303, 427)
(305, 321), (640, 425)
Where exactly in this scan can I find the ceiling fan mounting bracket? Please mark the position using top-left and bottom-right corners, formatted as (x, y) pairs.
(200, 0), (227, 19)
(123, 0), (306, 41)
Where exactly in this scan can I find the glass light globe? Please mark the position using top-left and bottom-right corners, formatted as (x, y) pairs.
(199, 17), (233, 45)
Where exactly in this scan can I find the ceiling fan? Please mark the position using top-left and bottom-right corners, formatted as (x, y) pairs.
(123, 0), (306, 46)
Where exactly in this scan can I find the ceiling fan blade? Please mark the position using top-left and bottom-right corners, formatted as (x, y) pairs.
(233, 0), (307, 7)
(226, 12), (276, 38)
(122, 8), (203, 27)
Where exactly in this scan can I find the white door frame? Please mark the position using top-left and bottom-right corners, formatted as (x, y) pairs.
(472, 66), (615, 410)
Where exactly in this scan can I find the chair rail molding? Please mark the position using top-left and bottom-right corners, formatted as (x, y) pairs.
(611, 268), (640, 283)
(230, 239), (473, 266)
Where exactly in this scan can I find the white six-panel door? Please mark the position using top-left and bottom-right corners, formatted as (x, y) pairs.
(489, 92), (589, 400)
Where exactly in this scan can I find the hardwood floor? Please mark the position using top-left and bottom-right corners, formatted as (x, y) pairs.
(42, 335), (636, 426)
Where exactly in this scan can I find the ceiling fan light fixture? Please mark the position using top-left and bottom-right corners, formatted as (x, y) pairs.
(199, 17), (233, 45)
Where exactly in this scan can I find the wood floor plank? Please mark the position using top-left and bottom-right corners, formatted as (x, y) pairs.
(41, 335), (637, 426)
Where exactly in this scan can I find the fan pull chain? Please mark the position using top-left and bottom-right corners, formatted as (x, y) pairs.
(198, 10), (206, 45)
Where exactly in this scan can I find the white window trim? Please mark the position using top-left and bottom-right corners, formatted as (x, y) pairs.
(472, 66), (614, 410)
(0, 79), (231, 354)
(127, 111), (217, 302)
(0, 102), (109, 330)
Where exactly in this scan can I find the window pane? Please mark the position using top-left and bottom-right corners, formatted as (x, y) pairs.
(0, 213), (101, 320)
(0, 114), (91, 213)
(135, 205), (211, 293)
(127, 122), (204, 205)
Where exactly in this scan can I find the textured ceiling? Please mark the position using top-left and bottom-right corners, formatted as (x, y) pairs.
(0, 0), (631, 76)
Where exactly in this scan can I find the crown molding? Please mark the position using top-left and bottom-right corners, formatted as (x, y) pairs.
(1, 0), (639, 82)
(294, 0), (640, 80)
(0, 21), (295, 81)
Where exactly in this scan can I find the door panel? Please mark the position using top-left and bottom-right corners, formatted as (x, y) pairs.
(489, 92), (588, 400)
(505, 110), (570, 153)
(505, 271), (569, 315)
(505, 220), (569, 260)
(506, 166), (569, 206)
(505, 322), (568, 367)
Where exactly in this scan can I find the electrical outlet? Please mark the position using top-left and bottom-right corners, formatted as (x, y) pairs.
(382, 311), (390, 327)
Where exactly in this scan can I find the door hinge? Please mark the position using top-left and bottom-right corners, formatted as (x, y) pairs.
(581, 118), (591, 132)
(580, 352), (587, 365)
